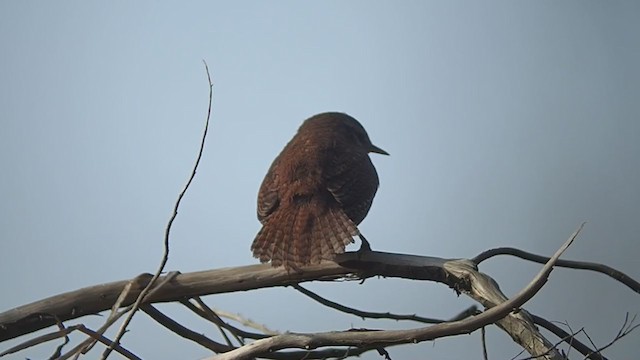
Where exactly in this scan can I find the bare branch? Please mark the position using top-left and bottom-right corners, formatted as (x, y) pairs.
(189, 297), (245, 345)
(473, 247), (640, 294)
(141, 304), (231, 353)
(100, 61), (214, 359)
(293, 284), (441, 323)
(512, 325), (585, 360)
(181, 299), (269, 341)
(205, 306), (280, 336)
(481, 326), (488, 360)
(1, 325), (77, 357)
(208, 224), (582, 360)
(0, 262), (353, 342)
(584, 313), (638, 358)
(75, 325), (141, 360)
(148, 301), (377, 359)
(8, 224), (631, 360)
(0, 323), (140, 360)
(293, 283), (474, 324)
(82, 273), (166, 355)
(49, 320), (70, 360)
(531, 314), (607, 360)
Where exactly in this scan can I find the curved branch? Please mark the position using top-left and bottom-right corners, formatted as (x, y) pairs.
(180, 299), (269, 341)
(209, 224), (583, 360)
(148, 302), (376, 360)
(101, 61), (216, 360)
(0, 263), (353, 342)
(141, 304), (231, 353)
(472, 247), (640, 294)
(293, 284), (476, 324)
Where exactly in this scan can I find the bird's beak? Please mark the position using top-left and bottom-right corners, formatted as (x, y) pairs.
(369, 144), (389, 156)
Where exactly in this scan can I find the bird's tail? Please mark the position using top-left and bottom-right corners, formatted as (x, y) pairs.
(251, 204), (358, 272)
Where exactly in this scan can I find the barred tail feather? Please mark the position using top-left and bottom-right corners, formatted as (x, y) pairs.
(328, 208), (358, 254)
(251, 203), (359, 271)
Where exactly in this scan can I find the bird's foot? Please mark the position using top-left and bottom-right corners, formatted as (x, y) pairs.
(357, 234), (372, 253)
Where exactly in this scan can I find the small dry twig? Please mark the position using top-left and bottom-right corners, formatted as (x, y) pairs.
(293, 284), (477, 324)
(211, 307), (280, 336)
(531, 315), (607, 360)
(100, 60), (214, 359)
(141, 304), (231, 352)
(481, 326), (488, 360)
(584, 313), (638, 358)
(473, 247), (639, 294)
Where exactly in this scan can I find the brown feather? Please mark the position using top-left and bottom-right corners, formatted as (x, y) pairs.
(251, 112), (386, 271)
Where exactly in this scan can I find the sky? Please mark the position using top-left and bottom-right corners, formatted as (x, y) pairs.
(1, 1), (639, 359)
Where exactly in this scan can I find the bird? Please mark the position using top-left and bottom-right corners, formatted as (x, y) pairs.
(251, 112), (388, 271)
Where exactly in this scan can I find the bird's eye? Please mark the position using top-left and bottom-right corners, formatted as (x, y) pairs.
(347, 129), (363, 145)
(343, 123), (369, 148)
(354, 131), (368, 146)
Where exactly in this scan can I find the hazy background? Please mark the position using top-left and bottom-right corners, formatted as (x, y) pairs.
(1, 2), (638, 359)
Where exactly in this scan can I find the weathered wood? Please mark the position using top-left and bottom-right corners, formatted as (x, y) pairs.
(1, 249), (563, 360)
(0, 263), (352, 342)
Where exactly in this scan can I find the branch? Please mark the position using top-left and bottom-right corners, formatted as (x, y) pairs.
(99, 61), (214, 359)
(473, 247), (640, 294)
(208, 224), (583, 360)
(8, 225), (625, 360)
(0, 263), (353, 342)
(208, 307), (280, 336)
(180, 298), (269, 341)
(585, 313), (638, 358)
(1, 324), (140, 360)
(293, 284), (476, 324)
(531, 314), (607, 360)
(141, 304), (231, 353)
(148, 301), (376, 360)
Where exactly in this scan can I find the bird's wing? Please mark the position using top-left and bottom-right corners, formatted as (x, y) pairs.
(257, 160), (281, 222)
(325, 153), (379, 225)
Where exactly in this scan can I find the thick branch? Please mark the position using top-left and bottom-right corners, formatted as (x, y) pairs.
(209, 225), (581, 360)
(0, 264), (353, 342)
(0, 252), (460, 342)
(3, 224), (614, 360)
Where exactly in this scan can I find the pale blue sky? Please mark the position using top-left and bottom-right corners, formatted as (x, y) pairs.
(1, 2), (639, 359)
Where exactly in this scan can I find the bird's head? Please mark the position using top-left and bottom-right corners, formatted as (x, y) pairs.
(299, 112), (389, 156)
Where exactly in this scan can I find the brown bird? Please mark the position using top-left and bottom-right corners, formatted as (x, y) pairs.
(251, 112), (388, 271)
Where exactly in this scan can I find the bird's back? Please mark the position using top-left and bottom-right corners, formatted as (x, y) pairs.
(251, 112), (383, 271)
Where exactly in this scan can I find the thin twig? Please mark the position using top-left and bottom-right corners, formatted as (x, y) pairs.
(77, 305), (133, 355)
(76, 325), (141, 360)
(564, 321), (577, 360)
(518, 314), (638, 360)
(61, 312), (130, 360)
(100, 60), (214, 359)
(181, 299), (268, 340)
(472, 247), (640, 294)
(211, 307), (280, 336)
(531, 314), (607, 360)
(163, 300), (377, 360)
(191, 298), (242, 346)
(585, 313), (638, 358)
(49, 316), (70, 360)
(82, 274), (151, 354)
(481, 326), (488, 360)
(512, 325), (585, 360)
(141, 304), (232, 353)
(0, 325), (78, 357)
(84, 272), (177, 355)
(0, 323), (140, 360)
(293, 283), (473, 324)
